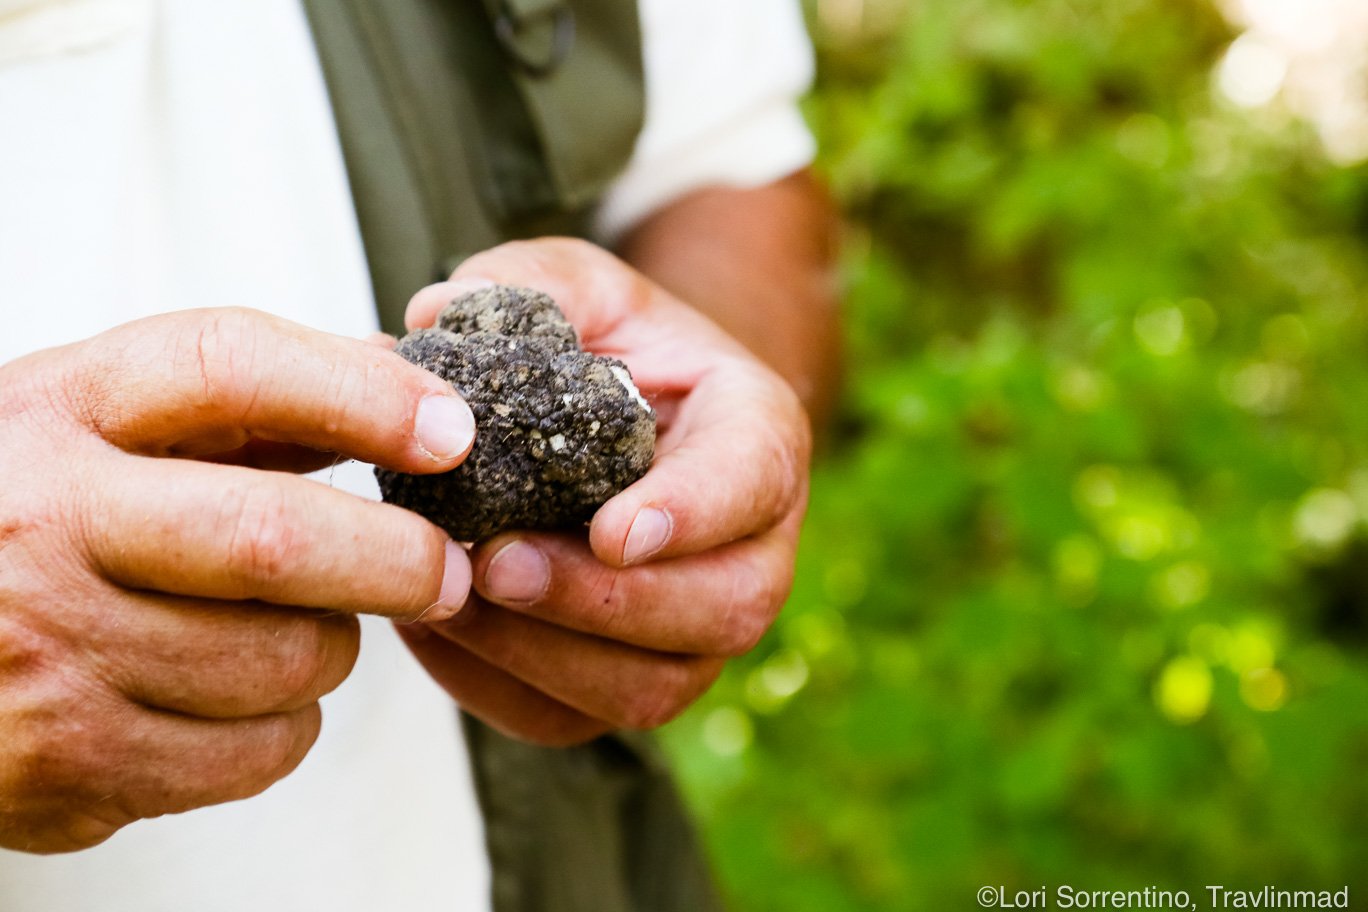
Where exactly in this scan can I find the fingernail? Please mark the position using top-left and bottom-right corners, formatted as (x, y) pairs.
(622, 507), (672, 565)
(426, 540), (471, 621)
(415, 394), (476, 461)
(484, 539), (549, 605)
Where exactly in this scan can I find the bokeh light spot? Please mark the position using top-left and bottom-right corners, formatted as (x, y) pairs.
(1226, 624), (1278, 673)
(703, 707), (754, 757)
(1217, 33), (1288, 107)
(1075, 465), (1121, 511)
(1134, 304), (1188, 356)
(1222, 361), (1300, 414)
(1292, 487), (1358, 553)
(747, 650), (813, 714)
(1151, 560), (1211, 610)
(1156, 656), (1213, 724)
(1240, 667), (1288, 712)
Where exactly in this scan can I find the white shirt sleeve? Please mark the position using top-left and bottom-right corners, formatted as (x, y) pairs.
(0, 4), (494, 909)
(594, 0), (817, 241)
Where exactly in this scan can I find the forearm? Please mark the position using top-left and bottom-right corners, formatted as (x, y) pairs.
(616, 169), (842, 431)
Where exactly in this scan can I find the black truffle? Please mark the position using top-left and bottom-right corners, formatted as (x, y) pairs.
(376, 285), (656, 541)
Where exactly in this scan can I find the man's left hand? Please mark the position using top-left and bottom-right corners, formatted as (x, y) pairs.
(397, 238), (810, 746)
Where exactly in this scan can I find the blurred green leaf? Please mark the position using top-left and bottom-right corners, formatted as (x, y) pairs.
(665, 0), (1368, 907)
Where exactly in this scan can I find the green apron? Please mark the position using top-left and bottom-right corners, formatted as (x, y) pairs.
(300, 2), (725, 909)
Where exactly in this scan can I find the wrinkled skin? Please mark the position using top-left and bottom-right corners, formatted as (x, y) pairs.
(397, 239), (812, 746)
(0, 309), (475, 852)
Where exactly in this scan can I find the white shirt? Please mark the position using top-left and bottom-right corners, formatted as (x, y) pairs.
(0, 1), (813, 909)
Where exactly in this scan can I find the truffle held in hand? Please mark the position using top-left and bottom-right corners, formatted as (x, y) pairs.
(376, 285), (656, 541)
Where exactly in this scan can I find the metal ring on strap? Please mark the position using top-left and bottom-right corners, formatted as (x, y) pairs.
(494, 4), (576, 78)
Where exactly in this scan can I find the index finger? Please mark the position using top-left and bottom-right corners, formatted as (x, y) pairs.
(82, 455), (472, 621)
(76, 307), (476, 473)
(407, 240), (637, 341)
(408, 239), (739, 363)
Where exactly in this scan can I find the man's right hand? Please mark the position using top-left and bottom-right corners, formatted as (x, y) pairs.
(0, 308), (475, 854)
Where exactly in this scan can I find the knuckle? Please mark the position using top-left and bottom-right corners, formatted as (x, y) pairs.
(741, 369), (810, 514)
(6, 721), (62, 796)
(1, 490), (82, 581)
(259, 714), (305, 772)
(716, 565), (780, 656)
(270, 621), (333, 706)
(52, 335), (139, 439)
(281, 616), (358, 705)
(239, 707), (318, 794)
(220, 482), (299, 589)
(619, 663), (695, 730)
(178, 308), (268, 416)
(765, 419), (808, 513)
(0, 615), (57, 680)
(0, 511), (30, 557)
(5, 676), (110, 798)
(0, 639), (137, 851)
(322, 616), (362, 686)
(0, 356), (70, 433)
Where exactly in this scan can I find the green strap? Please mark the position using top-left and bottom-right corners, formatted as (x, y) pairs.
(462, 717), (725, 912)
(301, 0), (644, 332)
(303, 0), (500, 332)
(500, 0), (645, 210)
(301, 4), (722, 910)
(466, 0), (646, 217)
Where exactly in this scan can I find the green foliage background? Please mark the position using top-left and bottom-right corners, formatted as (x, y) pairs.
(663, 0), (1368, 908)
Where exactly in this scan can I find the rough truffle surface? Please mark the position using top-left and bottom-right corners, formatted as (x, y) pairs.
(376, 285), (656, 541)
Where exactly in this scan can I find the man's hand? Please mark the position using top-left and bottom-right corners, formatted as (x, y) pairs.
(0, 308), (475, 853)
(397, 238), (811, 746)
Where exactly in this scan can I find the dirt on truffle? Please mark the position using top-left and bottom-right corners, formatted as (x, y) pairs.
(375, 285), (656, 541)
